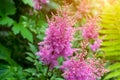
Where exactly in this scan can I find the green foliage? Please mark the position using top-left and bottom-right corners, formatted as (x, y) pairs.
(12, 22), (33, 42)
(0, 44), (17, 66)
(0, 65), (26, 80)
(22, 0), (34, 7)
(0, 0), (15, 27)
(100, 1), (120, 60)
(0, 44), (26, 80)
(0, 0), (114, 79)
(0, 0), (48, 79)
(25, 43), (64, 80)
(57, 56), (64, 65)
(100, 1), (120, 79)
(103, 63), (120, 80)
(0, 17), (14, 26)
(21, 26), (33, 43)
(0, 0), (16, 16)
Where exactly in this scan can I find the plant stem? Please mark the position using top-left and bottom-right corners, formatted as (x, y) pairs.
(46, 64), (50, 80)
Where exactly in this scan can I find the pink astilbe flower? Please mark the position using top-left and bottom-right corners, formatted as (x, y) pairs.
(33, 0), (49, 10)
(61, 56), (96, 80)
(87, 57), (108, 78)
(61, 53), (107, 80)
(81, 18), (99, 39)
(33, 0), (41, 10)
(61, 40), (107, 80)
(37, 14), (74, 68)
(81, 17), (102, 52)
(90, 39), (102, 52)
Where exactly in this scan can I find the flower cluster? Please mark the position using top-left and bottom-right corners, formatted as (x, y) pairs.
(81, 18), (102, 51)
(33, 0), (49, 10)
(36, 1), (107, 79)
(90, 39), (102, 52)
(81, 18), (99, 39)
(37, 14), (74, 68)
(61, 52), (107, 80)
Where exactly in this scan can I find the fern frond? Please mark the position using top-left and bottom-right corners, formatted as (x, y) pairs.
(103, 63), (120, 80)
(100, 1), (120, 80)
(100, 1), (120, 60)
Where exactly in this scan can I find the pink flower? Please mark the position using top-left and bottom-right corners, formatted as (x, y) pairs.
(37, 15), (74, 68)
(61, 54), (107, 80)
(81, 18), (99, 39)
(33, 0), (49, 10)
(90, 39), (102, 52)
(33, 0), (41, 10)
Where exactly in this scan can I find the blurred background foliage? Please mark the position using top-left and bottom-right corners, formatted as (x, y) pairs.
(0, 0), (120, 80)
(99, 0), (120, 80)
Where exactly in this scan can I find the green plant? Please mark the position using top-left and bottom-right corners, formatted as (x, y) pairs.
(100, 1), (120, 79)
(25, 43), (63, 80)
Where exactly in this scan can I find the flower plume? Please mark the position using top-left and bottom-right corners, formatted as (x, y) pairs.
(61, 40), (108, 80)
(37, 13), (75, 68)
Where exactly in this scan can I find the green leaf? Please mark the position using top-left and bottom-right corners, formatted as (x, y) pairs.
(0, 64), (10, 80)
(0, 17), (14, 26)
(21, 26), (33, 43)
(0, 44), (17, 66)
(0, 44), (11, 60)
(55, 78), (64, 80)
(103, 69), (120, 80)
(12, 22), (33, 42)
(22, 0), (34, 7)
(28, 43), (37, 53)
(108, 63), (120, 71)
(0, 66), (25, 80)
(0, 64), (8, 77)
(0, 0), (16, 16)
(26, 57), (34, 62)
(24, 68), (36, 74)
(26, 52), (35, 59)
(57, 56), (64, 65)
(12, 23), (22, 35)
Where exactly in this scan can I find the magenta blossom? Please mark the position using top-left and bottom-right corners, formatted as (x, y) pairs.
(90, 39), (102, 52)
(37, 15), (74, 68)
(33, 0), (49, 10)
(61, 54), (107, 80)
(81, 18), (99, 39)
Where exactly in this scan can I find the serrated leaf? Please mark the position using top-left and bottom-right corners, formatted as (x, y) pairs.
(26, 57), (34, 62)
(21, 27), (33, 43)
(28, 43), (37, 53)
(0, 17), (14, 26)
(24, 68), (36, 74)
(26, 52), (35, 59)
(12, 23), (22, 35)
